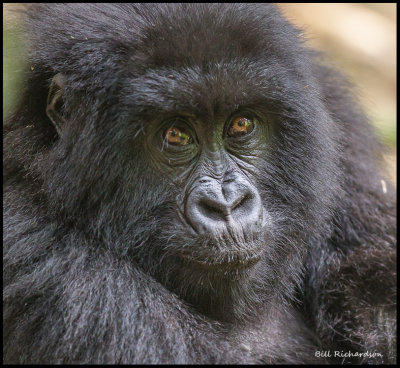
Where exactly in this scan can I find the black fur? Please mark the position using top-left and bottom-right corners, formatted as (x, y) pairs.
(3, 4), (396, 364)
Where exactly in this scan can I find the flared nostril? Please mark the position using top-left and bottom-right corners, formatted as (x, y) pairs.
(198, 190), (252, 219)
(231, 193), (252, 212)
(198, 197), (230, 221)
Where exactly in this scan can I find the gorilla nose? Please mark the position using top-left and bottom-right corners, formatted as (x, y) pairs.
(186, 176), (263, 233)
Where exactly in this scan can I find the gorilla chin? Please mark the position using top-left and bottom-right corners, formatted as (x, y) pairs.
(173, 253), (269, 323)
(159, 224), (271, 321)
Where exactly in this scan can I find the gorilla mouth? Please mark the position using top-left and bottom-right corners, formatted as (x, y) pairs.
(177, 235), (266, 271)
(180, 253), (261, 270)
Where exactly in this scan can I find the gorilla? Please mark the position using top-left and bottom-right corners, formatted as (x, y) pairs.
(3, 3), (396, 364)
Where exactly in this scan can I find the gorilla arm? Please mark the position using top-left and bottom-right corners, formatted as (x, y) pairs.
(3, 220), (234, 364)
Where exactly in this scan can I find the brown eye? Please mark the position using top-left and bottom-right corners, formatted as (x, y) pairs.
(228, 117), (254, 138)
(164, 127), (192, 146)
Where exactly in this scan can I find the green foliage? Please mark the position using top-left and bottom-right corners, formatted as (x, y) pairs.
(3, 26), (25, 121)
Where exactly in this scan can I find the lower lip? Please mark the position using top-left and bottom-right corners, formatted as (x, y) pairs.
(180, 254), (261, 270)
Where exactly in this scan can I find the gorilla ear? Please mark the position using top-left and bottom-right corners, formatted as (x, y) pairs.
(46, 73), (66, 135)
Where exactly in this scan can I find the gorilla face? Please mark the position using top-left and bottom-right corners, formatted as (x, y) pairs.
(150, 113), (269, 261)
(41, 4), (340, 321)
(141, 98), (274, 319)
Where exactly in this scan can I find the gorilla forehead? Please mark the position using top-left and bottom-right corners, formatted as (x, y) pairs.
(123, 61), (296, 117)
(121, 61), (317, 128)
(118, 7), (315, 122)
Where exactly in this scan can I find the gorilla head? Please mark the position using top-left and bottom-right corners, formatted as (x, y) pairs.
(34, 4), (341, 322)
(4, 3), (394, 365)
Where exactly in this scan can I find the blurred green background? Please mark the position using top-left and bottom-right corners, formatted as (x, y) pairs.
(3, 3), (396, 184)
